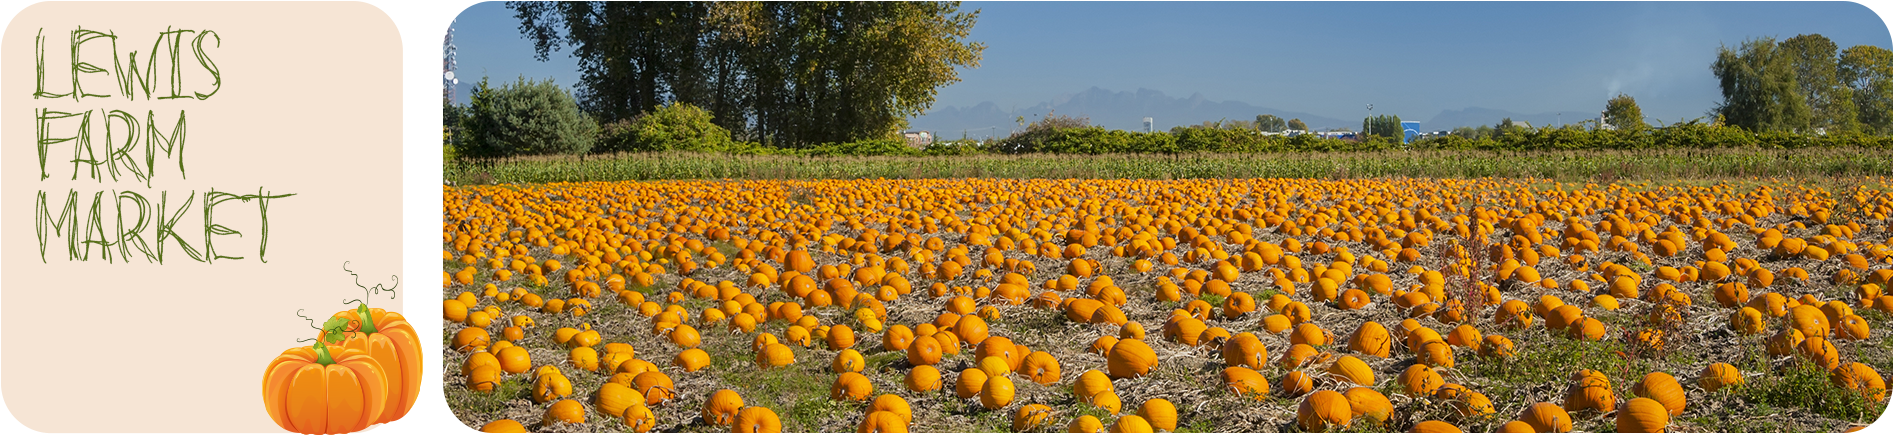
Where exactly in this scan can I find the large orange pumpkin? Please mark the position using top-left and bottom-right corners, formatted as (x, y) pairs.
(1632, 372), (1686, 416)
(1615, 397), (1668, 433)
(1106, 338), (1158, 379)
(262, 344), (389, 435)
(733, 406), (781, 433)
(1296, 390), (1352, 432)
(704, 389), (745, 426)
(321, 306), (423, 424)
(1519, 402), (1572, 433)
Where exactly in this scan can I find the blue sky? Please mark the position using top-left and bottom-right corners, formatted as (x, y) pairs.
(446, 1), (1892, 125)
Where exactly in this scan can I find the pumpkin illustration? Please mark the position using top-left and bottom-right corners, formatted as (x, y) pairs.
(262, 343), (389, 435)
(322, 305), (423, 424)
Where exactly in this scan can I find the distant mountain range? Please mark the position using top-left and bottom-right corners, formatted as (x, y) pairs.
(910, 87), (1350, 139)
(907, 87), (1593, 138)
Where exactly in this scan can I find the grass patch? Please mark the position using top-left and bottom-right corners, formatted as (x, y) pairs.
(1732, 361), (1884, 422)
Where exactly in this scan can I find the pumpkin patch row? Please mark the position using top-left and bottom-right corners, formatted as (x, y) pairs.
(444, 178), (1892, 432)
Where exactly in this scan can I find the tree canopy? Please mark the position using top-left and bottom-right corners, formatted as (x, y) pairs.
(1255, 114), (1286, 132)
(1841, 45), (1893, 134)
(1604, 93), (1647, 131)
(1779, 34), (1860, 133)
(457, 76), (598, 160)
(509, 1), (985, 147)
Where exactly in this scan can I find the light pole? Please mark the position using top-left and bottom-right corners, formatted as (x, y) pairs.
(1366, 104), (1374, 137)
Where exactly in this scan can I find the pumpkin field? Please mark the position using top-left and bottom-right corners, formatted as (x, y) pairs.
(444, 176), (1893, 433)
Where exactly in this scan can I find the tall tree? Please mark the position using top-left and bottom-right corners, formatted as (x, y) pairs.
(510, 1), (984, 147)
(1255, 114), (1286, 132)
(1287, 118), (1308, 132)
(1841, 45), (1893, 134)
(1603, 93), (1647, 130)
(1713, 37), (1812, 132)
(1779, 34), (1860, 133)
(1362, 114), (1402, 141)
(458, 76), (599, 160)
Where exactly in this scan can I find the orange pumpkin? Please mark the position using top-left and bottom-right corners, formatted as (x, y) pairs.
(981, 375), (1017, 409)
(1021, 351), (1062, 385)
(1296, 390), (1352, 432)
(955, 368), (989, 399)
(733, 406), (781, 433)
(907, 335), (944, 366)
(1615, 397), (1669, 433)
(1399, 364), (1444, 396)
(321, 306), (423, 424)
(704, 389), (746, 426)
(1138, 398), (1178, 431)
(1222, 366), (1271, 398)
(1014, 403), (1056, 431)
(262, 344), (389, 435)
(1831, 362), (1887, 402)
(1106, 338), (1158, 379)
(1327, 355), (1374, 386)
(1348, 321), (1392, 358)
(1632, 372), (1686, 416)
(1345, 387), (1393, 424)
(1519, 402), (1572, 433)
(905, 365), (943, 392)
(543, 399), (585, 425)
(1699, 363), (1743, 392)
(832, 372), (874, 402)
(1279, 370), (1316, 398)
(480, 419), (528, 433)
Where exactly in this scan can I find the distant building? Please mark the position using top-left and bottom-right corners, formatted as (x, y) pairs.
(902, 131), (934, 149)
(1142, 117), (1154, 133)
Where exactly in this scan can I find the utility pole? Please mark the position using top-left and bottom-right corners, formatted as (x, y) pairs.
(1366, 104), (1374, 137)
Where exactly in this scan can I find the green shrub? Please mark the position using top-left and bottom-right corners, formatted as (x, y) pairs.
(594, 118), (638, 154)
(457, 76), (598, 159)
(627, 102), (735, 153)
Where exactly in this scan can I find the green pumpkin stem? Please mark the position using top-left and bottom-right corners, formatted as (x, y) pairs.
(313, 340), (337, 365)
(357, 303), (379, 334)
